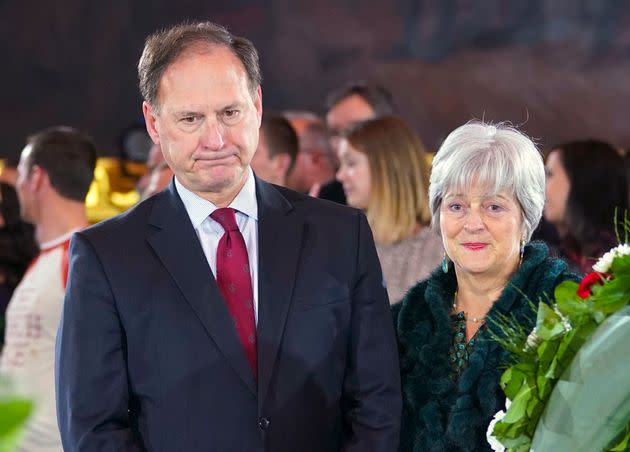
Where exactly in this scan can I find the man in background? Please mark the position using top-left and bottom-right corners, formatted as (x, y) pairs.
(250, 113), (297, 187)
(314, 81), (395, 203)
(0, 126), (96, 452)
(138, 142), (173, 200)
(284, 111), (337, 195)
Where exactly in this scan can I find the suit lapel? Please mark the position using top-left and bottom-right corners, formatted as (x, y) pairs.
(147, 182), (256, 396)
(255, 179), (304, 406)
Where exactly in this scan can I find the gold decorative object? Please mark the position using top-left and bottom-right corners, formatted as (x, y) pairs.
(85, 157), (146, 224)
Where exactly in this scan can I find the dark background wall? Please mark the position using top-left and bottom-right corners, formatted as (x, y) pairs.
(2, 0), (630, 160)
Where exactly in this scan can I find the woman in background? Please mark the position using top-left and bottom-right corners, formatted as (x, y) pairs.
(544, 139), (627, 273)
(393, 122), (577, 451)
(336, 116), (443, 304)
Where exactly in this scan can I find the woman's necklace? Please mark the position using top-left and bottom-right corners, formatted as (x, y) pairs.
(452, 290), (487, 324)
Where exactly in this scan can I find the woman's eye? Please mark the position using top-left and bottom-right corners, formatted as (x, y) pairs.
(488, 204), (504, 212)
(448, 203), (462, 211)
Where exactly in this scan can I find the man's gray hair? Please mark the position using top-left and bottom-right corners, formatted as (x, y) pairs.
(138, 21), (261, 111)
(429, 121), (545, 241)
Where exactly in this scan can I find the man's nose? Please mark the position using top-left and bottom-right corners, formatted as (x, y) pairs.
(335, 165), (346, 182)
(200, 122), (225, 150)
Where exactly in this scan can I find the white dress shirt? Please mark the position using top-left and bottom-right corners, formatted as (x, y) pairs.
(175, 167), (259, 324)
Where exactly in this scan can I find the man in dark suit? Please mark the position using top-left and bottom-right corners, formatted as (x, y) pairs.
(55, 21), (401, 452)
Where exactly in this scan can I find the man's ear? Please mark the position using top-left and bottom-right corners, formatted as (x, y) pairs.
(28, 165), (47, 193)
(310, 149), (324, 165)
(254, 86), (263, 127)
(143, 101), (161, 145)
(274, 153), (291, 176)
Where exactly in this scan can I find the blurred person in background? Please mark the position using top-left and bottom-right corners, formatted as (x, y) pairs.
(315, 81), (395, 203)
(393, 122), (578, 451)
(544, 139), (627, 273)
(250, 112), (297, 186)
(139, 142), (173, 200)
(284, 111), (337, 195)
(0, 126), (96, 452)
(325, 81), (395, 154)
(336, 116), (442, 304)
(0, 181), (38, 347)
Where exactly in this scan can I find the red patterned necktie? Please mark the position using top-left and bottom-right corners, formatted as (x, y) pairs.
(211, 207), (257, 377)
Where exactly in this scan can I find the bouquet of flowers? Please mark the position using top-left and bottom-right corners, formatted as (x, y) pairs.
(487, 238), (630, 451)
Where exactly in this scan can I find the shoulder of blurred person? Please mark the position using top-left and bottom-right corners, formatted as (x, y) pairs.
(315, 179), (346, 204)
(377, 226), (443, 304)
(392, 241), (579, 451)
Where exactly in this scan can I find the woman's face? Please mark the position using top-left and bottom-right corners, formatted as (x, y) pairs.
(544, 150), (571, 226)
(440, 184), (524, 279)
(336, 139), (371, 209)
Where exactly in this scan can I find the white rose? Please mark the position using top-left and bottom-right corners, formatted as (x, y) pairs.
(593, 249), (615, 273)
(486, 399), (511, 452)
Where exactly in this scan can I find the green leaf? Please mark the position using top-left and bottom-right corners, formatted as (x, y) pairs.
(554, 281), (587, 316)
(544, 357), (559, 380)
(611, 254), (630, 277)
(592, 310), (607, 323)
(593, 277), (630, 314)
(555, 328), (577, 363)
(536, 304), (566, 341)
(501, 434), (530, 450)
(0, 398), (33, 436)
(606, 421), (630, 451)
(0, 397), (33, 452)
(537, 371), (552, 399)
(537, 338), (560, 368)
(501, 366), (531, 400)
(503, 384), (533, 424)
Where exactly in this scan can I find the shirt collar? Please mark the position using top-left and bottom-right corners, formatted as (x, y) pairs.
(40, 228), (81, 251)
(175, 166), (258, 229)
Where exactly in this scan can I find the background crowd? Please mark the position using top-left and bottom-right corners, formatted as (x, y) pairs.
(0, 15), (629, 452)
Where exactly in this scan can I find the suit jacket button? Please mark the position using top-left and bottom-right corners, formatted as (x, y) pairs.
(258, 417), (270, 430)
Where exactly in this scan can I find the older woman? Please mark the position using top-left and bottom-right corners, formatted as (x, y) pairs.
(336, 116), (443, 303)
(393, 122), (578, 451)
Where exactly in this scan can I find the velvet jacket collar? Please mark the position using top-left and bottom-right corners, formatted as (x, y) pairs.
(394, 242), (577, 452)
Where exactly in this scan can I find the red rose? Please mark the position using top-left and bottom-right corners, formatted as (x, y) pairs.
(576, 272), (608, 299)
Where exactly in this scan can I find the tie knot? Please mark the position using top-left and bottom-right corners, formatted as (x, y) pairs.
(211, 208), (239, 231)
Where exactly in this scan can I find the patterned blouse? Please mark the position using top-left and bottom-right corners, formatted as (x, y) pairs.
(449, 312), (479, 380)
(375, 227), (443, 304)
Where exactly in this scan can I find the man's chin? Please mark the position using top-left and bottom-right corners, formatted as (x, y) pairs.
(193, 168), (248, 195)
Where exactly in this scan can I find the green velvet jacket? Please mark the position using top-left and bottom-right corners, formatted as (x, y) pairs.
(392, 242), (579, 452)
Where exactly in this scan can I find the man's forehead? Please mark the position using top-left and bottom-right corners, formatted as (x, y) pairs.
(156, 45), (251, 106)
(327, 96), (375, 130)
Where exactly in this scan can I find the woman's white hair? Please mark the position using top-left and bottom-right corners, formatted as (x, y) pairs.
(429, 121), (545, 241)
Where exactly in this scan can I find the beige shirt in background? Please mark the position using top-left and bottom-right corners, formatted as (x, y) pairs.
(376, 227), (444, 305)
